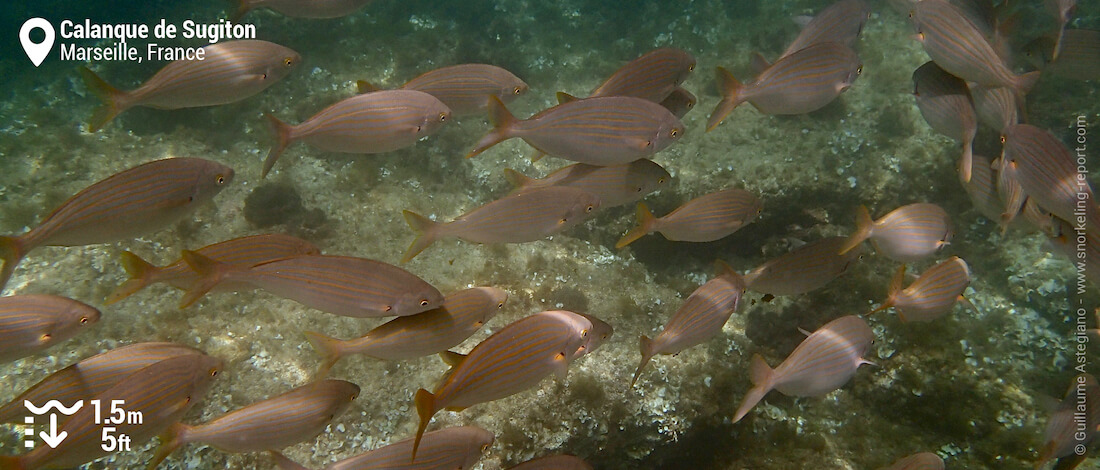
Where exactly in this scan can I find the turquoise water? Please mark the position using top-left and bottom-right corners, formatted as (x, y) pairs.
(0, 1), (1098, 468)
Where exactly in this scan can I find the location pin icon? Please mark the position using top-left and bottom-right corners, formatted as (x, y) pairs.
(20, 18), (55, 67)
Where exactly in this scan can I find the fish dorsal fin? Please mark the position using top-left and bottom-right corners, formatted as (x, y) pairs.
(750, 52), (772, 74)
(356, 80), (379, 94)
(556, 91), (579, 104)
(797, 327), (812, 337)
(439, 350), (466, 367)
(749, 354), (773, 385)
(503, 168), (535, 189)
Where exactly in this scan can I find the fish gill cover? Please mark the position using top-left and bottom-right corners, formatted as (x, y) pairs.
(0, 0), (1098, 469)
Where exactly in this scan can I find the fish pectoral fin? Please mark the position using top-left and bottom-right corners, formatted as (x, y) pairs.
(958, 296), (979, 314)
(444, 406), (467, 412)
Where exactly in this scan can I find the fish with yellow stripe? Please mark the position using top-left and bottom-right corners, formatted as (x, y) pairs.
(733, 315), (874, 423)
(357, 64), (528, 116)
(106, 233), (320, 305)
(305, 286), (507, 376)
(80, 40), (299, 131)
(402, 186), (599, 262)
(754, 0), (870, 68)
(0, 157), (233, 292)
(503, 159), (670, 209)
(872, 256), (974, 322)
(0, 294), (99, 363)
(262, 90), (451, 178)
(616, 188), (762, 248)
(180, 253), (443, 317)
(270, 426), (493, 470)
(148, 379), (360, 469)
(411, 310), (597, 460)
(466, 95), (685, 166)
(912, 61), (977, 182)
(743, 236), (864, 296)
(1001, 124), (1098, 225)
(839, 203), (952, 262)
(0, 353), (223, 470)
(632, 261), (745, 386)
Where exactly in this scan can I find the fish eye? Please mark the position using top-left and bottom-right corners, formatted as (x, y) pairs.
(420, 299), (430, 306)
(439, 112), (447, 122)
(686, 101), (695, 109)
(79, 316), (90, 324)
(856, 66), (863, 75)
(216, 174), (227, 184)
(670, 129), (679, 138)
(497, 302), (505, 308)
(559, 217), (568, 224)
(688, 64), (695, 72)
(556, 352), (567, 360)
(284, 57), (294, 67)
(513, 86), (523, 95)
(210, 369), (219, 377)
(581, 329), (588, 337)
(645, 140), (653, 147)
(908, 11), (914, 19)
(41, 333), (51, 341)
(481, 443), (490, 452)
(586, 205), (594, 213)
(1000, 135), (1006, 144)
(658, 177), (666, 184)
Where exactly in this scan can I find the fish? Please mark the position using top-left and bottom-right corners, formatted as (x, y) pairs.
(466, 96), (685, 166)
(910, 1), (1040, 97)
(503, 159), (670, 209)
(269, 426), (493, 470)
(0, 342), (203, 424)
(994, 154), (1027, 227)
(743, 236), (864, 296)
(263, 89), (452, 178)
(148, 379), (360, 469)
(1036, 374), (1100, 469)
(616, 188), (762, 248)
(1002, 124), (1097, 225)
(659, 87), (697, 119)
(586, 48), (696, 103)
(967, 83), (1018, 132)
(574, 312), (614, 359)
(106, 233), (321, 305)
(304, 287), (507, 375)
(839, 203), (952, 262)
(732, 315), (874, 423)
(632, 261), (745, 386)
(0, 353), (223, 470)
(872, 256), (974, 322)
(358, 64), (528, 116)
(234, 0), (373, 19)
(412, 310), (594, 459)
(0, 294), (100, 363)
(960, 154), (1005, 223)
(402, 186), (600, 262)
(0, 157), (234, 292)
(777, 0), (871, 60)
(1048, 0), (1078, 61)
(80, 40), (300, 131)
(507, 454), (594, 470)
(708, 41), (862, 130)
(878, 452), (945, 470)
(180, 254), (444, 317)
(912, 61), (977, 182)
(1024, 29), (1100, 82)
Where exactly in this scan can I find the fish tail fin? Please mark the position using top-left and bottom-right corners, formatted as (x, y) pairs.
(749, 52), (771, 74)
(79, 66), (127, 132)
(838, 205), (873, 255)
(0, 235), (26, 293)
(355, 80), (379, 94)
(631, 335), (656, 387)
(105, 251), (156, 305)
(401, 210), (441, 263)
(556, 91), (579, 104)
(706, 67), (744, 132)
(467, 96), (516, 159)
(178, 250), (224, 309)
(303, 331), (343, 378)
(269, 451), (311, 470)
(872, 265), (905, 314)
(0, 455), (25, 470)
(412, 388), (436, 462)
(615, 203), (657, 249)
(1013, 71), (1041, 96)
(262, 113), (294, 179)
(733, 354), (774, 423)
(146, 423), (187, 470)
(503, 168), (535, 190)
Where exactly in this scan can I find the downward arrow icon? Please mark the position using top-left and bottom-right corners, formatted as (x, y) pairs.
(40, 413), (67, 448)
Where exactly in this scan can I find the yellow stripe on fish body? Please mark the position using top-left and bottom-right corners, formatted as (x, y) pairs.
(743, 236), (864, 296)
(839, 203), (952, 262)
(504, 159), (670, 209)
(508, 454), (594, 470)
(588, 48), (696, 103)
(2, 354), (223, 470)
(0, 342), (203, 424)
(106, 233), (320, 305)
(0, 294), (99, 363)
(968, 83), (1018, 133)
(188, 254), (443, 318)
(0, 157), (233, 292)
(633, 261), (745, 386)
(733, 315), (874, 423)
(879, 452), (945, 470)
(269, 426), (494, 470)
(467, 96), (685, 166)
(80, 40), (300, 130)
(402, 186), (600, 262)
(412, 310), (593, 460)
(398, 64), (529, 116)
(149, 379), (359, 468)
(1003, 124), (1096, 224)
(875, 256), (972, 322)
(616, 187), (762, 248)
(305, 287), (507, 375)
(262, 89), (451, 177)
(912, 61), (976, 182)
